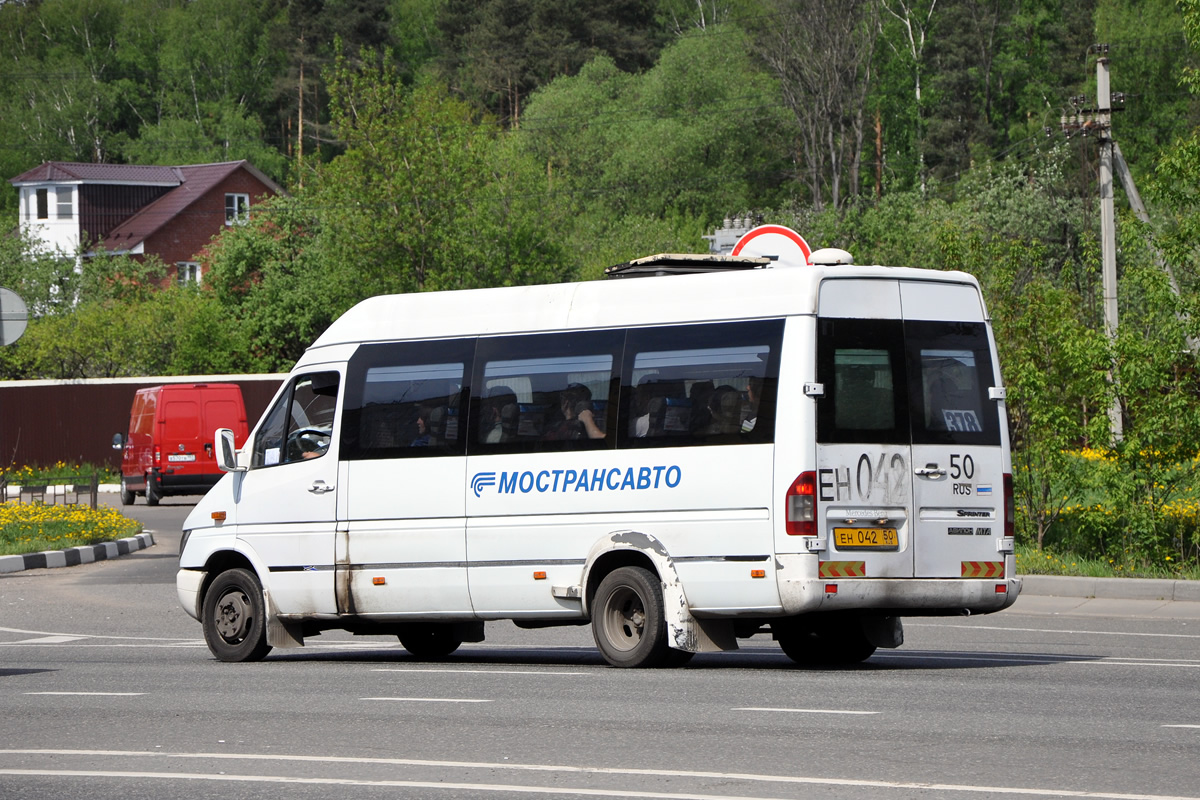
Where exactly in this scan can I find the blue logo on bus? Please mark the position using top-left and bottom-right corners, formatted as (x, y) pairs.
(471, 472), (498, 497)
(470, 465), (682, 496)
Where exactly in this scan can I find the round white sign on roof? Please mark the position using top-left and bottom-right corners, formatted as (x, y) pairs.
(730, 225), (812, 268)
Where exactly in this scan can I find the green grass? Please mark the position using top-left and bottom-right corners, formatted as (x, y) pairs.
(0, 504), (142, 557)
(1015, 543), (1200, 580)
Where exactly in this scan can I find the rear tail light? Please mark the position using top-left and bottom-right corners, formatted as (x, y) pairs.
(786, 471), (817, 536)
(152, 444), (161, 468)
(1003, 473), (1014, 538)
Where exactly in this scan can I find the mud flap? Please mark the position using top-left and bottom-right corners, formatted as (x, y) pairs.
(264, 589), (304, 649)
(861, 614), (904, 649)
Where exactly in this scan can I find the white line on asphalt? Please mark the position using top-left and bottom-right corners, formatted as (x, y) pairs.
(0, 626), (198, 642)
(360, 697), (492, 703)
(1163, 724), (1200, 729)
(910, 623), (1200, 640)
(24, 692), (144, 696)
(9, 635), (86, 644)
(876, 652), (1200, 668)
(734, 707), (878, 715)
(372, 668), (587, 676)
(1, 752), (1199, 800)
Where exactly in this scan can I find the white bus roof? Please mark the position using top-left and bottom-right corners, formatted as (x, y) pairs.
(302, 263), (981, 362)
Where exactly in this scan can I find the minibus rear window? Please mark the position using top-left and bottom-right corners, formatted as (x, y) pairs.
(905, 320), (1001, 446)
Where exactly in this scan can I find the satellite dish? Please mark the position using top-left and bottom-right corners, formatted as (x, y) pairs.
(0, 287), (29, 346)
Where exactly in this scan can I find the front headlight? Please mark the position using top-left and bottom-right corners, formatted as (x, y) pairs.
(179, 529), (192, 558)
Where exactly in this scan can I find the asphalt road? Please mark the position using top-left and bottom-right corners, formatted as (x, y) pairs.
(1, 496), (1198, 800)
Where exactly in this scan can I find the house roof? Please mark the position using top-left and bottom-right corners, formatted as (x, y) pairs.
(9, 162), (184, 186)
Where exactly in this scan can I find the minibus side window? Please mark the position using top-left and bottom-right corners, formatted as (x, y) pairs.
(341, 340), (474, 460)
(251, 372), (340, 467)
(471, 330), (623, 454)
(620, 319), (784, 448)
(905, 320), (1000, 446)
(816, 318), (908, 445)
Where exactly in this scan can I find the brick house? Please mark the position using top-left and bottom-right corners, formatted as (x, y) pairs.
(9, 160), (284, 285)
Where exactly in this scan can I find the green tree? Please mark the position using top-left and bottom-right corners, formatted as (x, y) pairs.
(437, 0), (661, 125)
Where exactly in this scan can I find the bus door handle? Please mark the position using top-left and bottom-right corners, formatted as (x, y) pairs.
(309, 480), (335, 494)
(915, 464), (946, 478)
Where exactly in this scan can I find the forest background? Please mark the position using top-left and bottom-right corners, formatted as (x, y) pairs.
(2, 0), (1200, 573)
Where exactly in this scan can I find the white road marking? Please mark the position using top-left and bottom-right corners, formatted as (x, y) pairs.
(9, 635), (87, 644)
(877, 652), (1200, 668)
(24, 692), (144, 696)
(361, 697), (492, 703)
(733, 707), (878, 715)
(1163, 724), (1200, 729)
(911, 623), (1200, 640)
(1, 750), (1197, 800)
(373, 668), (587, 676)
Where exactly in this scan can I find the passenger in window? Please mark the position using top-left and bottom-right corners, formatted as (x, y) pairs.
(481, 387), (519, 443)
(687, 380), (715, 434)
(630, 379), (655, 437)
(704, 386), (742, 435)
(545, 383), (605, 440)
(411, 408), (433, 447)
(741, 377), (763, 433)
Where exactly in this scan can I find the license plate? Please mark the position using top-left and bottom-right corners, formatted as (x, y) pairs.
(167, 453), (196, 463)
(833, 527), (899, 550)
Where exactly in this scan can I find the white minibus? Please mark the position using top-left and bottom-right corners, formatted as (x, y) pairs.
(178, 227), (1019, 667)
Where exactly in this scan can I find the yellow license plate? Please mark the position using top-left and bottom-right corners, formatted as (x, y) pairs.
(833, 527), (899, 550)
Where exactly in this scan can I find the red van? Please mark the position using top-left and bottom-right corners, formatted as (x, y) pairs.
(113, 384), (249, 505)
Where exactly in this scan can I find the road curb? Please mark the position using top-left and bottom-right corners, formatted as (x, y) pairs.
(1019, 573), (1200, 602)
(0, 532), (156, 575)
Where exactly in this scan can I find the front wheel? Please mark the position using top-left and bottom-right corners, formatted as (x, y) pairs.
(591, 566), (673, 668)
(202, 568), (272, 662)
(398, 624), (462, 659)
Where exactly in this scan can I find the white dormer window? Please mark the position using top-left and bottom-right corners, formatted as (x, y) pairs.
(225, 193), (250, 225)
(36, 188), (48, 220)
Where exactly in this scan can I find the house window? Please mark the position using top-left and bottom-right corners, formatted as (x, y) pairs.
(176, 262), (201, 286)
(36, 188), (48, 220)
(225, 193), (250, 225)
(56, 187), (73, 219)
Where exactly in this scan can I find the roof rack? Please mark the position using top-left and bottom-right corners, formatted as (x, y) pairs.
(604, 253), (774, 279)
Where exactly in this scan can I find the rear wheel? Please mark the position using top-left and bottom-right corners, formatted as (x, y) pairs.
(775, 616), (877, 666)
(398, 624), (463, 659)
(202, 568), (272, 662)
(119, 478), (134, 506)
(591, 566), (672, 668)
(144, 474), (160, 506)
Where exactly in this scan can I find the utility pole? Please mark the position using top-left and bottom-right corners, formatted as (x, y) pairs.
(1060, 44), (1122, 441)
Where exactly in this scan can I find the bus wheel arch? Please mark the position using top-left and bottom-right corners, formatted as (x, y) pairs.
(583, 531), (721, 658)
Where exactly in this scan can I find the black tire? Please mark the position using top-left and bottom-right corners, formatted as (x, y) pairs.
(398, 624), (463, 658)
(775, 616), (877, 666)
(119, 478), (134, 506)
(591, 566), (672, 668)
(202, 568), (272, 662)
(144, 474), (160, 506)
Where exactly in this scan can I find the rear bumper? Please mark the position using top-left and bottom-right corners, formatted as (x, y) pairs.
(155, 470), (221, 496)
(777, 554), (1021, 615)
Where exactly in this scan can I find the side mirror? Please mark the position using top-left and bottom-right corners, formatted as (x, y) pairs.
(215, 428), (246, 473)
(112, 433), (125, 450)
